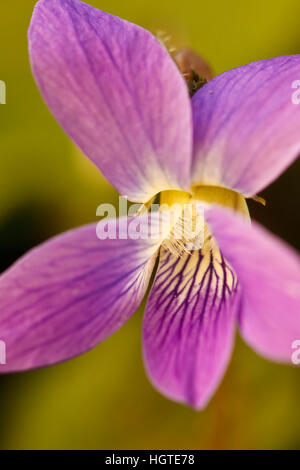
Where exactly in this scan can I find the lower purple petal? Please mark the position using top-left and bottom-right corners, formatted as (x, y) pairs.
(0, 214), (162, 372)
(205, 206), (300, 362)
(143, 240), (240, 409)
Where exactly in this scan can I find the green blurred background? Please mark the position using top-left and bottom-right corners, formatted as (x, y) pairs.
(0, 0), (299, 450)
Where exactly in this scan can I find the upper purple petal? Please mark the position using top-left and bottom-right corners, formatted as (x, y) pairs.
(191, 56), (300, 196)
(205, 206), (300, 362)
(28, 0), (192, 202)
(143, 241), (240, 409)
(0, 213), (165, 372)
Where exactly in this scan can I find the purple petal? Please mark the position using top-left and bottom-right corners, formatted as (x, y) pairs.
(143, 242), (240, 409)
(0, 214), (164, 372)
(28, 0), (192, 202)
(192, 56), (300, 196)
(205, 206), (300, 361)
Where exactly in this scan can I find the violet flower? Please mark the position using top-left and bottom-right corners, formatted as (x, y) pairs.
(0, 0), (299, 409)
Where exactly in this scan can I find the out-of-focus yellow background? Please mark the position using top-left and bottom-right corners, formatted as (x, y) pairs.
(0, 0), (299, 450)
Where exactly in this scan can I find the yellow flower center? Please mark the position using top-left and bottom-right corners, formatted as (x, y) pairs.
(160, 185), (250, 218)
(159, 185), (250, 256)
